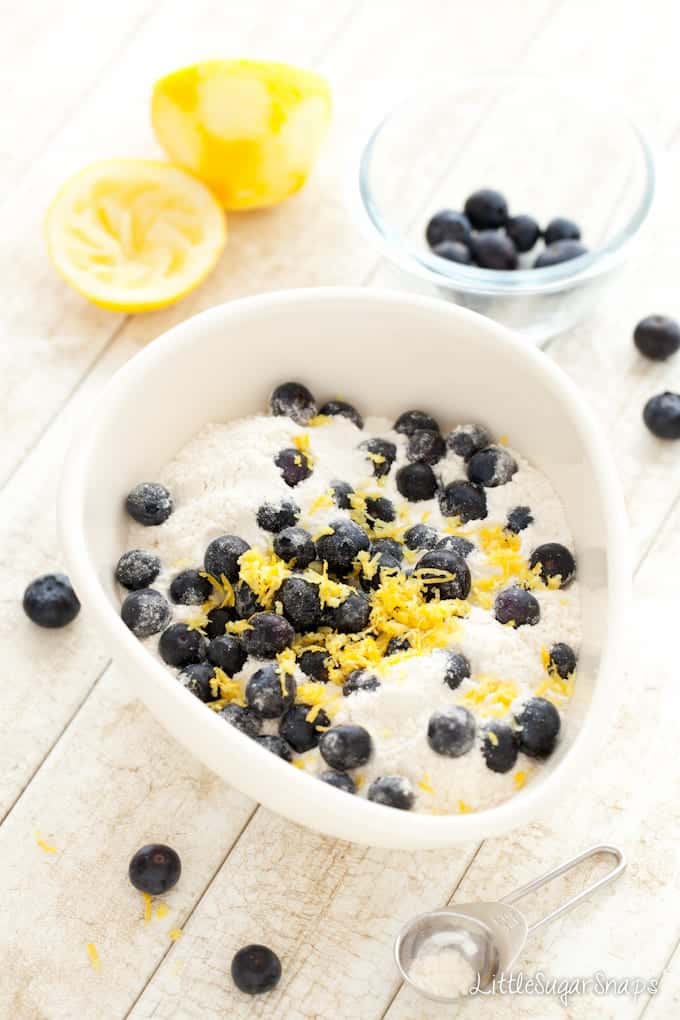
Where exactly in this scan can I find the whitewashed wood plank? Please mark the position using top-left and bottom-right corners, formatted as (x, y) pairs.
(0, 665), (255, 1020)
(641, 946), (680, 1018)
(0, 0), (356, 488)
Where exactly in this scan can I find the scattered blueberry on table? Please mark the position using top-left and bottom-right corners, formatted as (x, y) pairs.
(23, 573), (80, 628)
(633, 314), (680, 361)
(128, 843), (181, 895)
(231, 944), (282, 995)
(643, 391), (680, 439)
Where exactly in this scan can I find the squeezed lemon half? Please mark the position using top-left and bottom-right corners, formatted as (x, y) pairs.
(45, 159), (226, 312)
(151, 59), (331, 210)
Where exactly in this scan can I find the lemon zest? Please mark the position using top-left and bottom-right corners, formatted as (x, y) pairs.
(418, 774), (434, 794)
(308, 414), (333, 427)
(35, 832), (57, 853)
(143, 892), (153, 923)
(169, 928), (183, 942)
(209, 667), (245, 705)
(86, 943), (100, 971)
(155, 903), (169, 919)
(514, 771), (528, 789)
(463, 674), (519, 718)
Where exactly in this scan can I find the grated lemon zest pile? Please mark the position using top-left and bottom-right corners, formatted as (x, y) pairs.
(307, 489), (334, 515)
(313, 525), (334, 540)
(297, 680), (341, 721)
(200, 571), (235, 608)
(209, 667), (245, 705)
(292, 432), (314, 467)
(238, 548), (290, 609)
(463, 674), (519, 718)
(226, 619), (252, 635)
(304, 561), (352, 608)
(470, 526), (544, 608)
(276, 647), (297, 676)
(86, 943), (100, 971)
(535, 646), (575, 704)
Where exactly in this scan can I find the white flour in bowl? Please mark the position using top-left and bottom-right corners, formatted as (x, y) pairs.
(123, 401), (580, 815)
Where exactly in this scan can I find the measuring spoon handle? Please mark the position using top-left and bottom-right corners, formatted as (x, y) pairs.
(500, 844), (626, 935)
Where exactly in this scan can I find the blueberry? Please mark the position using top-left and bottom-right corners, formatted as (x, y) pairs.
(208, 634), (247, 675)
(178, 662), (215, 702)
(330, 480), (354, 509)
(634, 315), (680, 361)
(23, 573), (80, 628)
(256, 734), (293, 761)
(205, 606), (239, 639)
(443, 651), (471, 690)
(319, 399), (364, 429)
(359, 550), (401, 592)
(365, 496), (396, 525)
(471, 231), (518, 270)
(481, 721), (519, 773)
(325, 589), (371, 633)
(342, 669), (380, 696)
(407, 429), (446, 465)
(544, 217), (581, 245)
(367, 775), (415, 810)
(115, 549), (161, 591)
(246, 664), (296, 718)
(404, 523), (439, 551)
(416, 548), (471, 600)
(494, 586), (540, 627)
(643, 392), (680, 439)
(514, 697), (561, 757)
(386, 635), (411, 655)
(273, 526), (316, 567)
(396, 462), (438, 502)
(234, 582), (264, 619)
(435, 535), (474, 558)
(279, 577), (322, 632)
(220, 703), (262, 738)
(242, 612), (295, 658)
(231, 944), (282, 995)
(371, 538), (403, 562)
(121, 588), (170, 638)
(464, 188), (508, 230)
(129, 844), (181, 895)
(256, 500), (299, 533)
(125, 483), (173, 527)
(319, 770), (356, 793)
(298, 649), (329, 682)
(360, 438), (397, 477)
(169, 569), (212, 605)
(270, 381), (317, 424)
(438, 480), (487, 523)
(275, 448), (312, 487)
(447, 423), (490, 460)
(467, 446), (518, 487)
(506, 506), (533, 534)
(534, 240), (587, 268)
(319, 724), (373, 770)
(427, 706), (476, 756)
(506, 214), (541, 253)
(316, 519), (370, 576)
(432, 240), (473, 265)
(425, 209), (472, 248)
(279, 704), (330, 752)
(549, 642), (577, 678)
(159, 623), (207, 666)
(394, 409), (440, 436)
(204, 535), (250, 581)
(529, 543), (576, 587)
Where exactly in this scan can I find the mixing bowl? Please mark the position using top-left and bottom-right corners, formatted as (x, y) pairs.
(355, 75), (654, 344)
(59, 288), (628, 848)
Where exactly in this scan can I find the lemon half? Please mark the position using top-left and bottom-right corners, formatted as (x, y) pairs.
(45, 159), (226, 312)
(152, 59), (331, 210)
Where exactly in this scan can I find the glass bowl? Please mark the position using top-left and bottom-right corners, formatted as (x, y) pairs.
(356, 74), (655, 344)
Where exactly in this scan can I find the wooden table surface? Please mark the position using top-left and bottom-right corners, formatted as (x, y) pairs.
(2, 1), (680, 1017)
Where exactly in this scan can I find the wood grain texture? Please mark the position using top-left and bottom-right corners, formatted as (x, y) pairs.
(1, 0), (679, 1017)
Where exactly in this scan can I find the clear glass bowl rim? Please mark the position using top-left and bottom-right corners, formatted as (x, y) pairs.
(357, 74), (656, 296)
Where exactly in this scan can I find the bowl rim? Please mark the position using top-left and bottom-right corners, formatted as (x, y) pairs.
(59, 287), (630, 847)
(356, 74), (656, 296)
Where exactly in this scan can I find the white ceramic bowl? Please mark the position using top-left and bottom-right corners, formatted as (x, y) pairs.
(60, 288), (628, 849)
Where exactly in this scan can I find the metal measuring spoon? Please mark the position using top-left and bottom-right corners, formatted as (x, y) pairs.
(394, 844), (626, 1003)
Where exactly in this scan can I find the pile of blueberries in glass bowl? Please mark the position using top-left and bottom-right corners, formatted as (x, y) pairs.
(425, 187), (587, 272)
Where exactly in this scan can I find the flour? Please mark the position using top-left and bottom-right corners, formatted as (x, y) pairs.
(407, 934), (479, 998)
(125, 409), (581, 814)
